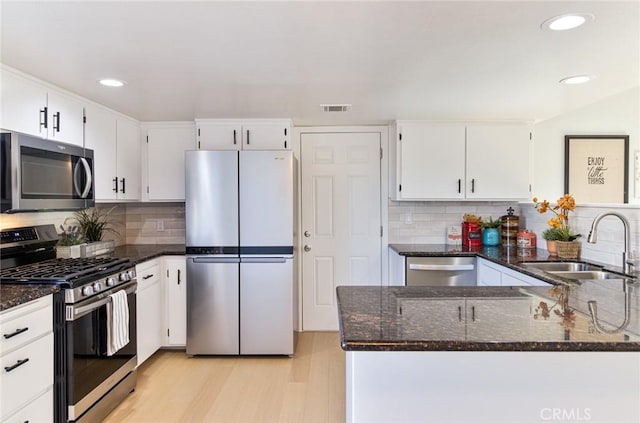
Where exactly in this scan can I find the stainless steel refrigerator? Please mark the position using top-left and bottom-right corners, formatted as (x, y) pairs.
(185, 150), (294, 355)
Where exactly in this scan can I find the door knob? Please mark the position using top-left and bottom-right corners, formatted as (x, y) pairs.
(304, 245), (311, 252)
(304, 230), (311, 237)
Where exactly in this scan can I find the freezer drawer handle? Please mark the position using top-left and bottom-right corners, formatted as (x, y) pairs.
(241, 257), (287, 264)
(408, 264), (474, 271)
(191, 257), (240, 264)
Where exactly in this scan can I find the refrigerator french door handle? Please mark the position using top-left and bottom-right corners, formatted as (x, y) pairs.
(191, 257), (240, 264)
(241, 257), (288, 264)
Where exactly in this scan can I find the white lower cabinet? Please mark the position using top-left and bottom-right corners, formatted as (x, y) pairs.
(163, 256), (187, 347)
(136, 258), (163, 366)
(398, 297), (529, 341)
(0, 295), (54, 422)
(477, 258), (551, 287)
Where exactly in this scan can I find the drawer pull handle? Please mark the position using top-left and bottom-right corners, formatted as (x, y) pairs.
(3, 327), (29, 339)
(4, 358), (29, 373)
(142, 274), (154, 280)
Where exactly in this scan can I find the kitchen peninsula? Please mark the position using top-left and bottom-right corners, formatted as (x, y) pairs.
(338, 247), (640, 423)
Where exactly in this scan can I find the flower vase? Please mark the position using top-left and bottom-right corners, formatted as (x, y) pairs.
(546, 240), (558, 256)
(556, 241), (581, 259)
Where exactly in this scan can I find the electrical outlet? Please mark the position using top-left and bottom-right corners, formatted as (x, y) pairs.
(405, 213), (413, 225)
(157, 220), (165, 232)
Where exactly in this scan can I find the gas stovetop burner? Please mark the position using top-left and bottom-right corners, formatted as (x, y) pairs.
(0, 256), (131, 285)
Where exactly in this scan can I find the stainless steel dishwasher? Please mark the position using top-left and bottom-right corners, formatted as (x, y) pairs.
(405, 256), (476, 286)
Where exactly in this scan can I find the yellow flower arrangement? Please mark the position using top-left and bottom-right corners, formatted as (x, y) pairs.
(532, 194), (581, 241)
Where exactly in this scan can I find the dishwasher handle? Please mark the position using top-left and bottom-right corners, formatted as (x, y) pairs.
(408, 264), (475, 271)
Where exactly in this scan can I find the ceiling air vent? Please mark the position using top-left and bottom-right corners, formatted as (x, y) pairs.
(320, 104), (351, 112)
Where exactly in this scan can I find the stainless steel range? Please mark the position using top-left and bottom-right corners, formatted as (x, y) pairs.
(0, 224), (137, 422)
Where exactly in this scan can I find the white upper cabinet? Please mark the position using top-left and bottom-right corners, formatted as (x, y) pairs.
(390, 121), (531, 201)
(465, 123), (530, 200)
(1, 67), (84, 146)
(145, 122), (196, 201)
(195, 121), (241, 150)
(85, 104), (140, 201)
(84, 104), (118, 200)
(196, 119), (291, 151)
(116, 118), (142, 201)
(395, 122), (466, 200)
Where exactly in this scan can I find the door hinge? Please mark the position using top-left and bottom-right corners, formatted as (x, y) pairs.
(380, 226), (383, 237)
(147, 186), (150, 194)
(380, 148), (383, 160)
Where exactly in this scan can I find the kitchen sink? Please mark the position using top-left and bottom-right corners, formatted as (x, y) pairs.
(520, 261), (603, 272)
(547, 270), (625, 280)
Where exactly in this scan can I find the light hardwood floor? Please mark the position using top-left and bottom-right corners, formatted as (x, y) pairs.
(103, 332), (346, 423)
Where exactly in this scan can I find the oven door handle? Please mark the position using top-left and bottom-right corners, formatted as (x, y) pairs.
(67, 282), (137, 321)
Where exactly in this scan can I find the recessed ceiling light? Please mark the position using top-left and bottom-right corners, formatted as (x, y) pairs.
(99, 78), (125, 87)
(541, 13), (594, 31)
(559, 75), (594, 85)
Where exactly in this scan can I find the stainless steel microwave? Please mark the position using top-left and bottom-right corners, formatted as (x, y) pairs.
(1, 131), (95, 213)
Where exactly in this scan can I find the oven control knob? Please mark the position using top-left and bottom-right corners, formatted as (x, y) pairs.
(119, 272), (130, 282)
(127, 270), (135, 279)
(106, 277), (116, 287)
(93, 282), (103, 292)
(82, 286), (94, 296)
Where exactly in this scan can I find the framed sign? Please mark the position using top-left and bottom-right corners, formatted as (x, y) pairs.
(564, 135), (629, 203)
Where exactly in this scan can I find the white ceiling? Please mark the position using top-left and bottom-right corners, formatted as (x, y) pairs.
(1, 1), (638, 125)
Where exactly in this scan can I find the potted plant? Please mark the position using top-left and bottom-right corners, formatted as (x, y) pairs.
(57, 223), (85, 258)
(480, 216), (501, 246)
(74, 206), (119, 242)
(533, 194), (581, 258)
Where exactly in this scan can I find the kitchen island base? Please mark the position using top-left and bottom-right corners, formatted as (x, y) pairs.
(346, 351), (639, 423)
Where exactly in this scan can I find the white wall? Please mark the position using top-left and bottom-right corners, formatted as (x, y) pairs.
(531, 87), (640, 203)
(525, 86), (640, 267)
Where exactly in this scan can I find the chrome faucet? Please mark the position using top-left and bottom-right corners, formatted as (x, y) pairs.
(587, 211), (633, 274)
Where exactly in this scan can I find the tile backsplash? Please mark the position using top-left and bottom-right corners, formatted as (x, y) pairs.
(388, 200), (518, 244)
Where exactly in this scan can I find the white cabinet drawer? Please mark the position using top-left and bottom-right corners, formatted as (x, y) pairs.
(0, 296), (52, 353)
(2, 386), (53, 423)
(1, 333), (53, 418)
(137, 258), (161, 290)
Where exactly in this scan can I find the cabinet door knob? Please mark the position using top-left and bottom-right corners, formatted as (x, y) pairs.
(304, 230), (311, 238)
(304, 245), (311, 252)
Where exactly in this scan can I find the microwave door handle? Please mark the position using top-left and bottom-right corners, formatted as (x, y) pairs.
(79, 158), (92, 198)
(73, 160), (83, 197)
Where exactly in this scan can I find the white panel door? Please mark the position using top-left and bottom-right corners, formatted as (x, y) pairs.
(147, 124), (196, 201)
(0, 70), (48, 138)
(116, 118), (141, 200)
(301, 132), (381, 331)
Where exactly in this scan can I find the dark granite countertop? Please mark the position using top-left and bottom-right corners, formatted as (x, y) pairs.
(389, 243), (634, 286)
(1, 244), (185, 312)
(1, 284), (60, 312)
(337, 285), (640, 352)
(112, 244), (185, 265)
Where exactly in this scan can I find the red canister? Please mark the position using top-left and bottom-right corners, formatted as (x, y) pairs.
(462, 222), (482, 247)
(517, 230), (537, 249)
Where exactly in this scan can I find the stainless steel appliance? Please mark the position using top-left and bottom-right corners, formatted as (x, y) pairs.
(0, 225), (136, 422)
(406, 256), (476, 286)
(185, 150), (294, 356)
(0, 131), (95, 213)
